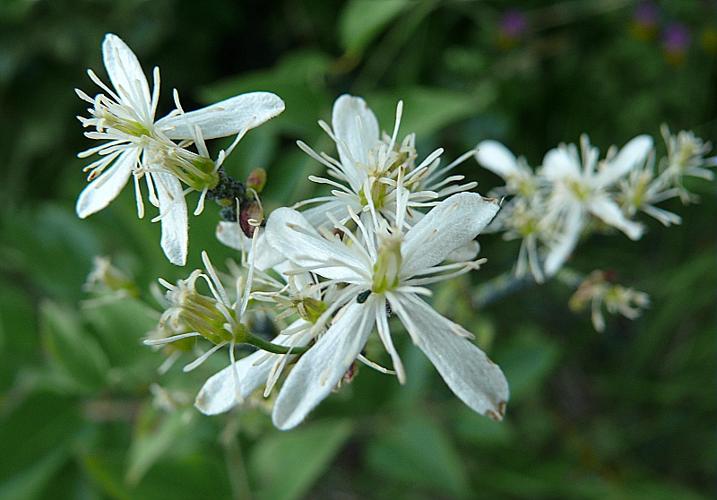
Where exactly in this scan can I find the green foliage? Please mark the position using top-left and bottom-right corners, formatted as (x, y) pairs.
(0, 0), (715, 498)
(250, 419), (353, 500)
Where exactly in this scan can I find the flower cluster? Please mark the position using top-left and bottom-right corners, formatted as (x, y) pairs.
(475, 130), (715, 283)
(77, 34), (715, 430)
(152, 96), (509, 430)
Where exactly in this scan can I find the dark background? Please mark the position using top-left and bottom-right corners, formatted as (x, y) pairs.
(0, 1), (715, 499)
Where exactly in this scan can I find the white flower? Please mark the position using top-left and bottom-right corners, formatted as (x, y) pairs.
(144, 250), (257, 375)
(661, 125), (717, 201)
(264, 191), (508, 430)
(75, 33), (285, 265)
(194, 269), (330, 415)
(475, 140), (551, 281)
(618, 154), (682, 226)
(569, 270), (650, 332)
(215, 221), (285, 271)
(296, 95), (475, 229)
(475, 140), (540, 198)
(541, 134), (652, 276)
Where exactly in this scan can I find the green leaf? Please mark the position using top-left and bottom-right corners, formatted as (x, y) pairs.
(367, 83), (497, 138)
(0, 447), (68, 500)
(496, 326), (560, 401)
(126, 407), (195, 485)
(339, 0), (410, 54)
(454, 406), (515, 447)
(0, 392), (80, 496)
(200, 50), (331, 137)
(250, 419), (353, 500)
(40, 300), (110, 392)
(82, 299), (157, 367)
(366, 414), (469, 497)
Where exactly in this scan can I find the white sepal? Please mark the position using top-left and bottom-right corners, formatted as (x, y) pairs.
(76, 148), (136, 218)
(154, 172), (188, 266)
(391, 293), (509, 420)
(272, 301), (374, 430)
(332, 94), (380, 170)
(402, 192), (499, 277)
(475, 140), (518, 179)
(102, 34), (151, 118)
(157, 92), (285, 140)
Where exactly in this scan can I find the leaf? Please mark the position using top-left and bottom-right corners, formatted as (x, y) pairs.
(200, 50), (331, 137)
(250, 419), (353, 500)
(0, 392), (80, 496)
(365, 414), (469, 497)
(126, 407), (195, 485)
(367, 83), (497, 138)
(339, 0), (410, 54)
(0, 447), (68, 500)
(82, 299), (157, 367)
(0, 281), (35, 391)
(454, 406), (515, 447)
(40, 300), (110, 392)
(495, 326), (560, 402)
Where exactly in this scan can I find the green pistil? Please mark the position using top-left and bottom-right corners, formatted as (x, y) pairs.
(104, 114), (151, 137)
(567, 179), (590, 201)
(358, 181), (387, 210)
(167, 155), (219, 192)
(296, 297), (328, 324)
(372, 237), (402, 293)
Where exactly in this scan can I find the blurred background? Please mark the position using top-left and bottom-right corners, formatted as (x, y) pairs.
(0, 0), (715, 498)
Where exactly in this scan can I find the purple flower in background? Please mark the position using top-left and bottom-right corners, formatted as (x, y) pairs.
(662, 22), (692, 63)
(498, 9), (528, 48)
(634, 1), (659, 28)
(630, 1), (660, 40)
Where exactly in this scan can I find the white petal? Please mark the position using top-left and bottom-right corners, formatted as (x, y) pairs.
(543, 206), (584, 276)
(545, 204), (585, 276)
(300, 199), (353, 229)
(156, 92), (285, 140)
(402, 193), (499, 277)
(76, 148), (135, 218)
(215, 222), (284, 270)
(195, 321), (310, 415)
(265, 208), (365, 282)
(392, 293), (509, 420)
(154, 173), (188, 266)
(587, 195), (644, 240)
(541, 147), (580, 181)
(446, 240), (480, 262)
(332, 95), (380, 170)
(272, 301), (375, 430)
(102, 34), (151, 117)
(596, 135), (653, 187)
(215, 221), (244, 250)
(475, 140), (519, 179)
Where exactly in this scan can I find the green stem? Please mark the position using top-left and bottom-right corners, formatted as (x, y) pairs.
(471, 268), (586, 309)
(245, 333), (310, 355)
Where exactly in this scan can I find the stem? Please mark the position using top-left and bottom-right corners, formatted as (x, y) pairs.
(221, 420), (252, 500)
(245, 333), (309, 355)
(471, 268), (586, 309)
(472, 272), (538, 309)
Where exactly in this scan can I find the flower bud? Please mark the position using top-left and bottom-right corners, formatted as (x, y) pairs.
(240, 200), (263, 238)
(246, 168), (267, 193)
(84, 256), (139, 298)
(161, 271), (247, 345)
